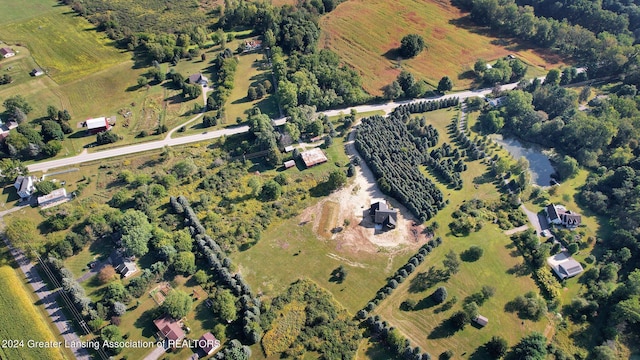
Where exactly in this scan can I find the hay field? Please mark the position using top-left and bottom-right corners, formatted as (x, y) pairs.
(0, 0), (55, 25)
(0, 5), (129, 84)
(320, 0), (561, 95)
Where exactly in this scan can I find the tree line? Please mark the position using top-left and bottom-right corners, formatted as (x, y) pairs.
(355, 113), (446, 222)
(453, 0), (640, 80)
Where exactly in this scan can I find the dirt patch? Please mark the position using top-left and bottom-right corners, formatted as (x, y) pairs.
(299, 126), (430, 256)
(317, 201), (340, 239)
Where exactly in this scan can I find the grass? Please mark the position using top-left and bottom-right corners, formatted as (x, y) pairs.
(354, 107), (553, 356)
(374, 224), (548, 357)
(224, 51), (279, 122)
(320, 0), (563, 95)
(0, 3), (130, 84)
(231, 202), (415, 315)
(0, 0), (56, 25)
(0, 246), (69, 360)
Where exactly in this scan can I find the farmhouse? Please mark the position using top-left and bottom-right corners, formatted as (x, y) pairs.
(188, 73), (208, 86)
(545, 204), (582, 228)
(199, 332), (220, 355)
(85, 117), (111, 134)
(14, 175), (36, 199)
(300, 148), (328, 168)
(0, 47), (15, 58)
(369, 201), (398, 230)
(30, 68), (44, 77)
(547, 251), (584, 279)
(153, 314), (185, 343)
(473, 315), (489, 327)
(37, 188), (68, 208)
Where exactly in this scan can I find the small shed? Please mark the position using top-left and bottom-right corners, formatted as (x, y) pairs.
(474, 315), (489, 327)
(284, 160), (296, 169)
(30, 68), (44, 77)
(284, 145), (294, 153)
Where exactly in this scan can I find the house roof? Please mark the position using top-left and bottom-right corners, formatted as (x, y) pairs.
(474, 315), (489, 326)
(370, 201), (398, 227)
(199, 332), (219, 354)
(546, 204), (560, 221)
(560, 211), (581, 226)
(37, 188), (66, 204)
(110, 252), (138, 277)
(284, 160), (296, 169)
(86, 117), (108, 130)
(188, 73), (207, 84)
(547, 252), (584, 279)
(300, 148), (328, 168)
(154, 315), (185, 342)
(0, 47), (14, 55)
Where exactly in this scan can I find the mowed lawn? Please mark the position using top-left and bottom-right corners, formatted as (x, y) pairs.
(374, 225), (549, 358)
(231, 216), (414, 315)
(0, 263), (68, 360)
(367, 107), (548, 356)
(0, 3), (129, 84)
(319, 0), (561, 95)
(0, 0), (56, 25)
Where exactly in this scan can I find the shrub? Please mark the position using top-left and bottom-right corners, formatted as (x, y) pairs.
(432, 286), (448, 304)
(98, 265), (117, 285)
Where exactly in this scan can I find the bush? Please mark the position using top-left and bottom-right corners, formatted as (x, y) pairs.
(399, 34), (425, 58)
(432, 286), (448, 304)
(461, 246), (484, 261)
(98, 265), (117, 285)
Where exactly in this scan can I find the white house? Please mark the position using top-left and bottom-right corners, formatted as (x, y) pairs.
(545, 204), (582, 228)
(547, 252), (584, 279)
(14, 175), (36, 199)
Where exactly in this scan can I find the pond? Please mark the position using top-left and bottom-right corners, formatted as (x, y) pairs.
(492, 135), (556, 187)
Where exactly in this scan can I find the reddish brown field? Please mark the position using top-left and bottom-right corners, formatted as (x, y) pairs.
(319, 0), (564, 95)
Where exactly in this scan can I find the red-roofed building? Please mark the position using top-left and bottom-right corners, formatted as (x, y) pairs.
(199, 332), (220, 355)
(85, 117), (111, 134)
(0, 47), (15, 58)
(153, 315), (185, 343)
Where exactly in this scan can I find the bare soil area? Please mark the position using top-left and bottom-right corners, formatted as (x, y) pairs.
(299, 130), (430, 255)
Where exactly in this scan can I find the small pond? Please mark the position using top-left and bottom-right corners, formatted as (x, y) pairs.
(492, 135), (556, 187)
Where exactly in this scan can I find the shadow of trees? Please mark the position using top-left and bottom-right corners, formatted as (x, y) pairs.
(409, 266), (449, 293)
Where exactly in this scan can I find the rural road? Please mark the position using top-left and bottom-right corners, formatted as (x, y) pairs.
(1, 236), (91, 360)
(27, 80), (527, 174)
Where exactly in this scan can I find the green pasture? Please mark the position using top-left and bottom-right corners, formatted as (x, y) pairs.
(0, 0), (56, 25)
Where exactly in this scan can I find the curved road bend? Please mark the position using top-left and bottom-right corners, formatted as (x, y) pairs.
(28, 80), (529, 174)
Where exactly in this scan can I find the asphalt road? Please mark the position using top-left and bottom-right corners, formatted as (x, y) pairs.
(27, 80), (524, 174)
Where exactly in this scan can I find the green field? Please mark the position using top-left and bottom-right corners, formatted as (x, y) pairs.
(364, 107), (548, 356)
(320, 0), (561, 95)
(0, 3), (130, 84)
(0, 0), (56, 25)
(0, 247), (68, 360)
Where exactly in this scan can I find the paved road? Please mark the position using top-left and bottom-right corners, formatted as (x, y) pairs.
(2, 236), (91, 360)
(521, 204), (546, 235)
(27, 80), (528, 174)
